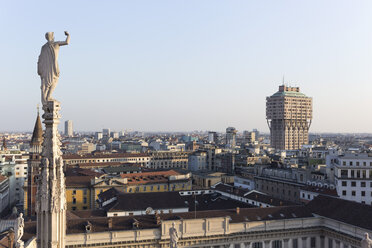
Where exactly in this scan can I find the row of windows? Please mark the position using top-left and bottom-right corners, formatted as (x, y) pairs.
(342, 190), (372, 198)
(340, 169), (372, 178)
(72, 189), (88, 195)
(72, 197), (88, 204)
(127, 184), (188, 193)
(341, 181), (372, 187)
(342, 161), (372, 166)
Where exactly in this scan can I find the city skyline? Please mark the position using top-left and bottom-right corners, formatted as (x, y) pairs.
(1, 0), (372, 133)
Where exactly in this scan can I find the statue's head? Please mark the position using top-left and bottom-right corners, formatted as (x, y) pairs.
(172, 222), (175, 228)
(45, 32), (54, 42)
(365, 233), (369, 239)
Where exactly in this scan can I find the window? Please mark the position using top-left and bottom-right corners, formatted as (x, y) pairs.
(83, 197), (87, 204)
(342, 190), (346, 196)
(72, 207), (76, 211)
(356, 162), (360, 166)
(311, 237), (316, 248)
(342, 181), (347, 186)
(73, 190), (76, 195)
(351, 191), (356, 196)
(351, 181), (356, 187)
(72, 198), (76, 204)
(329, 238), (333, 248)
(272, 240), (282, 248)
(292, 239), (298, 248)
(361, 191), (365, 197)
(361, 182), (366, 187)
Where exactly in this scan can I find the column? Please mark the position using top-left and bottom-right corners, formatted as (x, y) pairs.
(306, 237), (311, 248)
(242, 242), (251, 248)
(324, 237), (329, 248)
(283, 239), (290, 248)
(333, 240), (339, 248)
(263, 240), (271, 248)
(301, 237), (307, 248)
(316, 236), (321, 248)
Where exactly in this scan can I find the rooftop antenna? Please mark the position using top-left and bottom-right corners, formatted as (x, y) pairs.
(282, 75), (285, 86)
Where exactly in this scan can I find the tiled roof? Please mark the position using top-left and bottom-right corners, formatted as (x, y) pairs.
(120, 170), (181, 185)
(0, 175), (8, 183)
(306, 195), (372, 231)
(102, 191), (187, 212)
(301, 185), (338, 197)
(213, 183), (293, 206)
(65, 176), (93, 188)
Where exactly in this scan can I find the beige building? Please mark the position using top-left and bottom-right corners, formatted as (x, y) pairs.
(266, 85), (312, 150)
(148, 151), (189, 169)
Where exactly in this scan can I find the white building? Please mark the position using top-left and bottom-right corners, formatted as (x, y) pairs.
(95, 132), (103, 140)
(102, 128), (111, 137)
(334, 153), (372, 205)
(64, 120), (73, 137)
(188, 151), (207, 171)
(234, 175), (255, 191)
(0, 152), (28, 205)
(0, 174), (9, 214)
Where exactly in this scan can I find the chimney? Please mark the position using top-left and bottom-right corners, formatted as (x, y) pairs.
(108, 218), (113, 229)
(236, 207), (240, 215)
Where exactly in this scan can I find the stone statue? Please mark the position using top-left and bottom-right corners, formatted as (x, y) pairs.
(169, 222), (179, 248)
(15, 213), (24, 248)
(38, 31), (70, 108)
(362, 233), (372, 248)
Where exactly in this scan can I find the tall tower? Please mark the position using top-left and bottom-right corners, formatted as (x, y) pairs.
(226, 127), (237, 148)
(25, 109), (43, 216)
(266, 85), (312, 150)
(36, 101), (66, 248)
(64, 120), (73, 137)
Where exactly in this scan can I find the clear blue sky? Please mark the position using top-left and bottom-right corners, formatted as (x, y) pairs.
(1, 0), (371, 133)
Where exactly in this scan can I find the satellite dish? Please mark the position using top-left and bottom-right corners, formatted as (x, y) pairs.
(145, 207), (153, 215)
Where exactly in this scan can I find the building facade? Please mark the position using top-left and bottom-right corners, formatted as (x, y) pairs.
(334, 153), (372, 205)
(266, 85), (312, 150)
(148, 151), (189, 169)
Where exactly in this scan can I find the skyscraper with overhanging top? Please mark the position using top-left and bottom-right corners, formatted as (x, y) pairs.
(266, 85), (312, 150)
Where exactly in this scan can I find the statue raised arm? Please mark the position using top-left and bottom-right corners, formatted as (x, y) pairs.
(38, 31), (70, 108)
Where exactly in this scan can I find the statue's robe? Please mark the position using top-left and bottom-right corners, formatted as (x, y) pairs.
(38, 42), (60, 88)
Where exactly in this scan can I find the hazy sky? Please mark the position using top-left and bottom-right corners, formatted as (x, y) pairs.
(1, 0), (372, 133)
